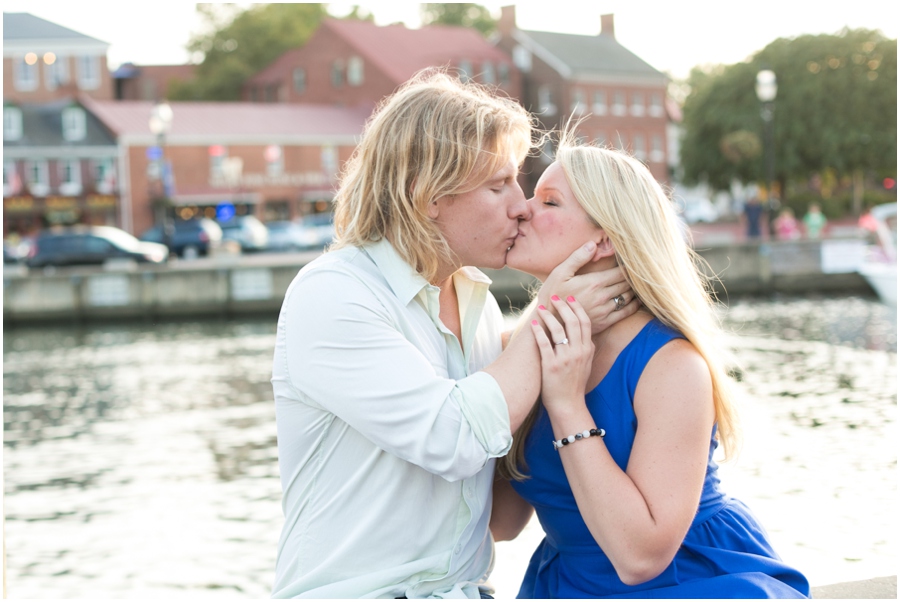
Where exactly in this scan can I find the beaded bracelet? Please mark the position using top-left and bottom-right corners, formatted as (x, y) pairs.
(552, 428), (605, 450)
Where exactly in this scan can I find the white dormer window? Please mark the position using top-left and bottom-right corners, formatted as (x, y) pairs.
(4, 106), (23, 141)
(347, 56), (364, 86)
(513, 45), (531, 72)
(481, 61), (495, 85)
(538, 86), (557, 116)
(62, 107), (87, 141)
(59, 159), (83, 196)
(612, 91), (626, 116)
(570, 88), (586, 114)
(631, 92), (645, 116)
(649, 92), (664, 117)
(77, 55), (101, 90)
(592, 91), (607, 115)
(458, 60), (473, 82)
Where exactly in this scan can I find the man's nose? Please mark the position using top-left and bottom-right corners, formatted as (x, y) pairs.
(510, 187), (532, 221)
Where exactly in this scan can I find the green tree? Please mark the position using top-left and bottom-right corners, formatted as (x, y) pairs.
(169, 3), (328, 101)
(679, 29), (896, 212)
(420, 3), (496, 36)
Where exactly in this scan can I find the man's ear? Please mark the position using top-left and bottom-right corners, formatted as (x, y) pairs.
(592, 233), (616, 261)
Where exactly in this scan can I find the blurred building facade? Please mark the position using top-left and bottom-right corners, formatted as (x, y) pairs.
(241, 18), (520, 106)
(112, 63), (197, 101)
(81, 98), (369, 237)
(494, 6), (670, 190)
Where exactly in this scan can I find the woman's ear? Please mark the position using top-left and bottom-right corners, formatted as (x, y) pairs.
(427, 196), (441, 219)
(592, 233), (616, 261)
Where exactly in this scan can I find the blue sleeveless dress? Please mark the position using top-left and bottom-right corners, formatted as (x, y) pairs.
(510, 319), (810, 598)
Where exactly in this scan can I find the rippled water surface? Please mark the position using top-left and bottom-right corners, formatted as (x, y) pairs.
(4, 295), (896, 598)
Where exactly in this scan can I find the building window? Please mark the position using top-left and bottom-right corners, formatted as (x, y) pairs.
(594, 130), (607, 146)
(570, 88), (586, 114)
(44, 53), (70, 90)
(538, 86), (557, 116)
(93, 158), (116, 193)
(540, 139), (554, 165)
(321, 145), (338, 181)
(650, 134), (665, 162)
(592, 91), (607, 115)
(292, 68), (306, 93)
(513, 45), (531, 72)
(347, 57), (364, 86)
(612, 91), (626, 116)
(77, 55), (101, 90)
(4, 106), (23, 141)
(14, 54), (39, 91)
(59, 159), (83, 195)
(481, 61), (495, 85)
(457, 60), (473, 82)
(209, 145), (227, 180)
(498, 63), (510, 86)
(614, 131), (627, 150)
(649, 93), (664, 117)
(633, 134), (646, 160)
(26, 160), (50, 196)
(631, 92), (645, 116)
(3, 160), (21, 196)
(265, 145), (284, 177)
(62, 107), (87, 141)
(331, 60), (344, 87)
(264, 84), (279, 102)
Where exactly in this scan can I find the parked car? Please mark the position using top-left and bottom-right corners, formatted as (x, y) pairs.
(296, 212), (335, 249)
(266, 220), (319, 251)
(140, 218), (222, 259)
(26, 226), (169, 268)
(677, 195), (720, 223)
(217, 215), (269, 252)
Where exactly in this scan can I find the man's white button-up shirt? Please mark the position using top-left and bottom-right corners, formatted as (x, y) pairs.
(271, 239), (512, 598)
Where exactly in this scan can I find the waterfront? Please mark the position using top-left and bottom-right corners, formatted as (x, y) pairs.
(3, 294), (896, 598)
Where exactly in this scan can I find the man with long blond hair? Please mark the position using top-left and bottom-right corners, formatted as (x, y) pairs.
(270, 71), (635, 598)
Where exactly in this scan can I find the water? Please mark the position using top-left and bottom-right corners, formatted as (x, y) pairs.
(3, 295), (896, 598)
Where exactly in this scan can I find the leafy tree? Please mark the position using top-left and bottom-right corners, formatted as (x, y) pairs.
(169, 3), (328, 101)
(679, 29), (896, 212)
(420, 3), (496, 36)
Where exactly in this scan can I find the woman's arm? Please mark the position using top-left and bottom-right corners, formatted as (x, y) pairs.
(532, 298), (715, 585)
(490, 473), (534, 542)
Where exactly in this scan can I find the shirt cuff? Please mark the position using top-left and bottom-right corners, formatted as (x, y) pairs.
(453, 372), (512, 457)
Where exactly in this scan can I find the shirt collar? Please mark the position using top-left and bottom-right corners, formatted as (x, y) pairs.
(363, 239), (494, 306)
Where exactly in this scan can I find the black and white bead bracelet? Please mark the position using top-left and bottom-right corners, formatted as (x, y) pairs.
(552, 428), (606, 450)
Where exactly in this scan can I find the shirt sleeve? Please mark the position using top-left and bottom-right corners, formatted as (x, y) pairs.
(277, 264), (512, 482)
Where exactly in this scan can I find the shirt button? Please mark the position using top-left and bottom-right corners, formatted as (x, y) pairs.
(454, 545), (461, 554)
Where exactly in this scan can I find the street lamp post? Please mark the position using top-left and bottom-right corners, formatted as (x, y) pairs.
(148, 100), (174, 246)
(755, 69), (777, 238)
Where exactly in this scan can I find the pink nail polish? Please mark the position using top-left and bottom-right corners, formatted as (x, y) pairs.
(551, 295), (560, 301)
(538, 305), (546, 311)
(532, 319), (538, 325)
(567, 296), (575, 303)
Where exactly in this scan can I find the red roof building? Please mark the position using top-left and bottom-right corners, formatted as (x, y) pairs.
(82, 96), (370, 236)
(241, 18), (521, 106)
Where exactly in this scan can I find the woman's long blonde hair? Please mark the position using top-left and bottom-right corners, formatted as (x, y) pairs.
(331, 69), (534, 283)
(499, 137), (741, 480)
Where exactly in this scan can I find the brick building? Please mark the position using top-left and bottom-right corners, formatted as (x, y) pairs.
(81, 97), (370, 237)
(495, 6), (670, 190)
(242, 18), (520, 106)
(3, 12), (114, 103)
(112, 63), (198, 101)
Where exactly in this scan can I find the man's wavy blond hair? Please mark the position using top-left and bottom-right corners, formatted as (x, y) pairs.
(331, 69), (535, 282)
(499, 136), (741, 481)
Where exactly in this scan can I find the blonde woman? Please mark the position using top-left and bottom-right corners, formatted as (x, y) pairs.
(271, 72), (636, 598)
(491, 140), (810, 598)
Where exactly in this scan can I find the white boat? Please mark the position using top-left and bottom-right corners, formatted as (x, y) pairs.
(857, 203), (897, 306)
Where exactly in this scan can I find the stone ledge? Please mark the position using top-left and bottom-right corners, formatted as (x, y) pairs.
(811, 575), (896, 599)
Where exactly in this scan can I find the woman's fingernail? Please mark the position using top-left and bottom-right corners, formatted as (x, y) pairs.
(538, 305), (546, 311)
(567, 296), (575, 303)
(532, 319), (538, 325)
(551, 295), (560, 301)
(583, 241), (596, 251)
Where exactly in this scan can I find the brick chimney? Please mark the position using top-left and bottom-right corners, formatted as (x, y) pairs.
(600, 13), (615, 38)
(499, 5), (516, 36)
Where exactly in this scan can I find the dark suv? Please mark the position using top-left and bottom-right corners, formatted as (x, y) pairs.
(26, 226), (169, 268)
(140, 218), (222, 259)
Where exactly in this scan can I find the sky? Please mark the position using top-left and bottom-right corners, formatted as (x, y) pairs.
(3, 1), (898, 79)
